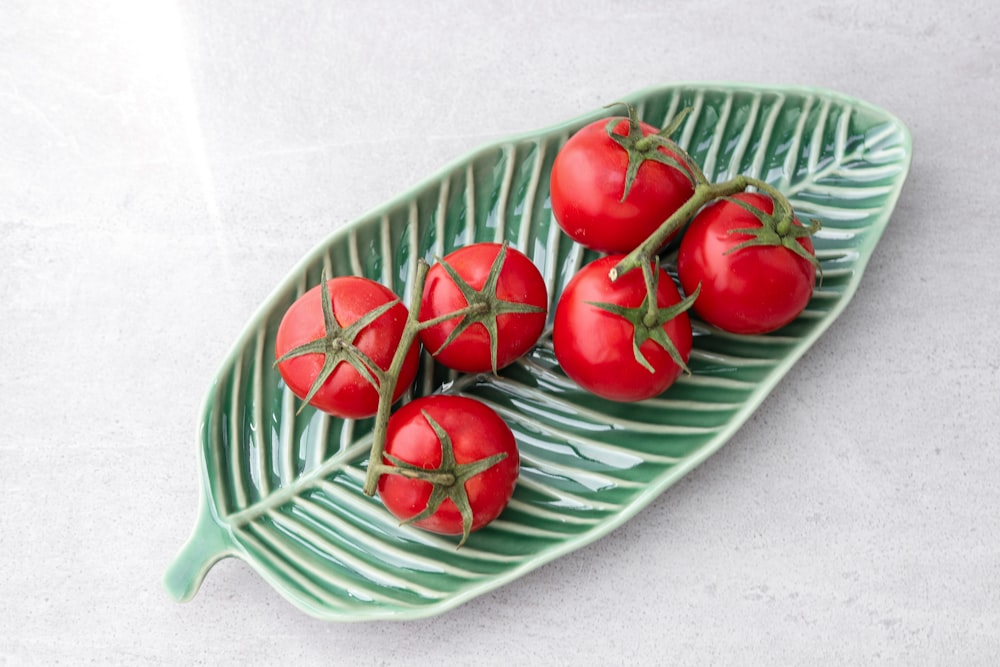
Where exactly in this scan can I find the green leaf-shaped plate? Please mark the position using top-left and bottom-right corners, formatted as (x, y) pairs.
(164, 82), (911, 621)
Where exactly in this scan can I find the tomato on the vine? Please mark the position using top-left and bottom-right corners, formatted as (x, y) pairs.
(274, 276), (420, 420)
(549, 108), (695, 254)
(553, 255), (695, 402)
(377, 395), (519, 545)
(677, 192), (819, 335)
(418, 242), (547, 374)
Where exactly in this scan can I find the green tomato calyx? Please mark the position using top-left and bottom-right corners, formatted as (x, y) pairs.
(603, 102), (705, 203)
(274, 273), (398, 414)
(721, 184), (822, 276)
(381, 409), (508, 548)
(418, 241), (545, 375)
(587, 258), (696, 375)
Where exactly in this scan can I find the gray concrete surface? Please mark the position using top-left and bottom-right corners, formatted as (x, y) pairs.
(2, 1), (998, 664)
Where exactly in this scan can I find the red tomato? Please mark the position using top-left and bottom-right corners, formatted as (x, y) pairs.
(274, 276), (420, 419)
(377, 395), (519, 544)
(676, 192), (817, 335)
(549, 115), (694, 253)
(553, 255), (693, 402)
(418, 242), (547, 374)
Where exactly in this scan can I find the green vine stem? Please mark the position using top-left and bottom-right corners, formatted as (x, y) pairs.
(362, 259), (431, 496)
(608, 175), (751, 282)
(607, 175), (812, 284)
(640, 257), (661, 329)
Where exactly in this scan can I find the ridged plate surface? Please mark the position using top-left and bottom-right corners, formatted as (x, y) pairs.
(164, 82), (912, 621)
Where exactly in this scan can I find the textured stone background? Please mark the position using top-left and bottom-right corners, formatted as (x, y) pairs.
(2, 1), (998, 664)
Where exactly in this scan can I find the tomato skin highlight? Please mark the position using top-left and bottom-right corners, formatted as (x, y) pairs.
(274, 276), (420, 420)
(677, 193), (817, 335)
(378, 396), (520, 536)
(418, 243), (547, 373)
(550, 117), (694, 254)
(553, 255), (693, 402)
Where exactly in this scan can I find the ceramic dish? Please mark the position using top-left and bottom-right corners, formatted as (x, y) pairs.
(164, 82), (912, 621)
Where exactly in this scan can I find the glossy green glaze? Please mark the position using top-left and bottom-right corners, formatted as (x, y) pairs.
(164, 82), (912, 621)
